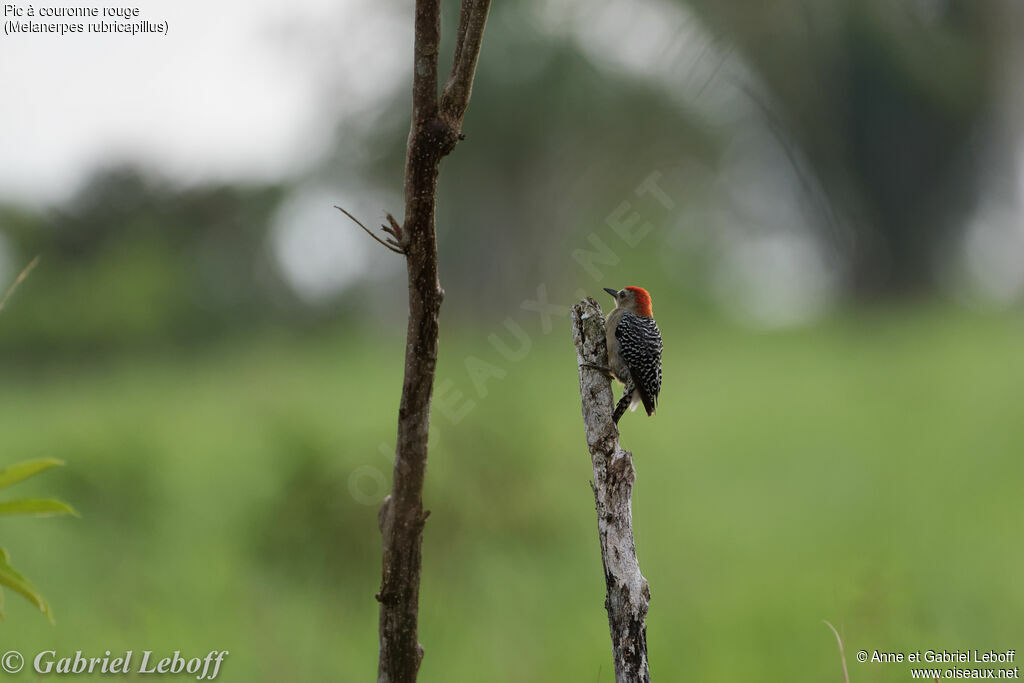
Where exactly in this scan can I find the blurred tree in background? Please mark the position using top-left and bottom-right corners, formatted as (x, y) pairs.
(684, 0), (1003, 297)
(0, 168), (290, 355)
(0, 0), (1019, 350)
(320, 0), (1017, 314)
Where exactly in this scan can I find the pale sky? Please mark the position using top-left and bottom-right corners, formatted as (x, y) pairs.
(0, 0), (748, 207)
(0, 0), (406, 204)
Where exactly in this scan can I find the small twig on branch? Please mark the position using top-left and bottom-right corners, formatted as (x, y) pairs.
(0, 255), (41, 314)
(571, 297), (652, 683)
(381, 214), (403, 242)
(334, 205), (404, 254)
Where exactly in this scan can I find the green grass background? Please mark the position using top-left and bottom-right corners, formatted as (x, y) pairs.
(1, 305), (1021, 681)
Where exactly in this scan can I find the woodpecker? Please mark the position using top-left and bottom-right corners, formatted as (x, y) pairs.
(602, 286), (663, 425)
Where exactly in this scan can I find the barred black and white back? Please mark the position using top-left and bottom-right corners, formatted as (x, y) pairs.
(614, 312), (662, 416)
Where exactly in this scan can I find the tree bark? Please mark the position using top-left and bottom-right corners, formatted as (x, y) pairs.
(570, 297), (652, 683)
(375, 2), (491, 682)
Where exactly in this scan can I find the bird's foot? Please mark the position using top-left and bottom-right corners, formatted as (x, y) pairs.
(580, 363), (614, 379)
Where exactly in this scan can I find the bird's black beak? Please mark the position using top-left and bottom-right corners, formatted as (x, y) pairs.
(603, 287), (619, 298)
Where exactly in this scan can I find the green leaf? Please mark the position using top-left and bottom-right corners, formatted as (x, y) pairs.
(0, 498), (78, 517)
(0, 458), (65, 490)
(0, 547), (53, 623)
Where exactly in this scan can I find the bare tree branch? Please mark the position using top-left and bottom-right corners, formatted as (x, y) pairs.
(374, 1), (491, 681)
(439, 0), (492, 129)
(411, 0), (441, 123)
(571, 297), (652, 683)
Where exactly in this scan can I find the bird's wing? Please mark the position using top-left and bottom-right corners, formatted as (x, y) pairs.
(614, 312), (663, 416)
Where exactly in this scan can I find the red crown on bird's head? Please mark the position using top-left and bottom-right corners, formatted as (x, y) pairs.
(625, 286), (652, 317)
